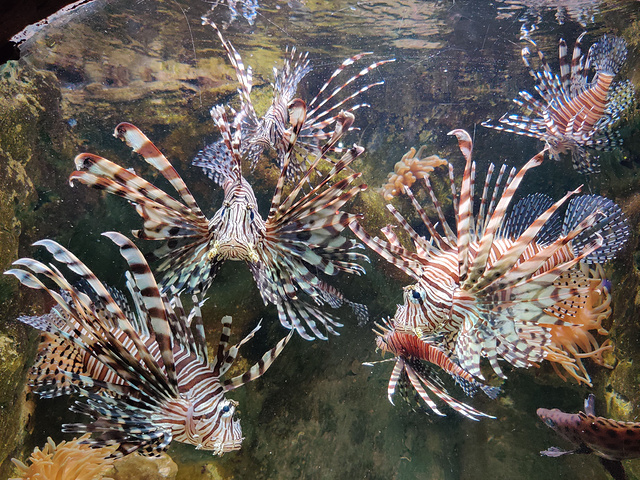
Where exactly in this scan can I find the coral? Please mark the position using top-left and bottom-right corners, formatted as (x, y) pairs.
(543, 264), (613, 386)
(10, 434), (116, 480)
(378, 146), (447, 201)
(110, 453), (177, 480)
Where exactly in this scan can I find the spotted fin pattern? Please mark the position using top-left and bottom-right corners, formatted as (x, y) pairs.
(351, 129), (628, 385)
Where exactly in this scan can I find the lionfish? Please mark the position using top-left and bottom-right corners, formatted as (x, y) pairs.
(371, 317), (501, 421)
(6, 232), (291, 457)
(194, 18), (394, 181)
(352, 129), (629, 418)
(70, 101), (368, 340)
(538, 394), (640, 480)
(483, 33), (635, 174)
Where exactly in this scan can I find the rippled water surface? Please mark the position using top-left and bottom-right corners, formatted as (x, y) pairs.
(2, 0), (640, 478)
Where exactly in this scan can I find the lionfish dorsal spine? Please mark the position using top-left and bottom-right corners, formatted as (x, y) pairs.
(423, 175), (457, 244)
(448, 129), (474, 280)
(210, 105), (243, 180)
(402, 185), (447, 251)
(188, 294), (209, 364)
(472, 186), (581, 294)
(103, 231), (179, 390)
(114, 123), (203, 216)
(224, 330), (293, 391)
(219, 321), (263, 377)
(267, 98), (308, 219)
(213, 315), (233, 376)
(463, 151), (545, 289)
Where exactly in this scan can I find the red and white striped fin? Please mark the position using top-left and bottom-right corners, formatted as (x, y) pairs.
(423, 175), (457, 244)
(475, 163), (495, 237)
(471, 187), (580, 293)
(463, 151), (545, 289)
(387, 357), (404, 405)
(403, 360), (493, 420)
(402, 185), (450, 251)
(448, 129), (474, 281)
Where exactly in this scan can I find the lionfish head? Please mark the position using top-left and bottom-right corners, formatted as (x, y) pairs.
(183, 397), (244, 455)
(388, 284), (435, 333)
(209, 177), (265, 262)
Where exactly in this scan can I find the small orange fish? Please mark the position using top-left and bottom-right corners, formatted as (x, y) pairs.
(538, 394), (640, 480)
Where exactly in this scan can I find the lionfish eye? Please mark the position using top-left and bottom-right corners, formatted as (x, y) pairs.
(544, 418), (557, 429)
(410, 288), (424, 303)
(221, 403), (234, 417)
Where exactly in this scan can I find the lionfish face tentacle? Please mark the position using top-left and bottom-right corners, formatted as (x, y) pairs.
(483, 34), (633, 174)
(360, 130), (629, 389)
(7, 237), (288, 456)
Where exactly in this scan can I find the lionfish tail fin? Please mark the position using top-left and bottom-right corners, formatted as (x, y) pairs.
(562, 195), (629, 263)
(590, 35), (628, 76)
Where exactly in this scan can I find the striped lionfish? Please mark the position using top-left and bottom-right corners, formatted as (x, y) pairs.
(538, 394), (640, 480)
(483, 33), (635, 174)
(371, 317), (501, 420)
(353, 129), (629, 418)
(194, 18), (394, 181)
(70, 103), (368, 340)
(6, 232), (291, 456)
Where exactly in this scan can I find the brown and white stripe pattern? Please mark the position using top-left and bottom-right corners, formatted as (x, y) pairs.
(6, 234), (291, 457)
(197, 20), (394, 180)
(70, 108), (368, 340)
(482, 34), (634, 174)
(352, 129), (628, 388)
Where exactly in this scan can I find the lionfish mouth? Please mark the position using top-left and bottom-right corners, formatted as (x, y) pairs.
(214, 423), (244, 455)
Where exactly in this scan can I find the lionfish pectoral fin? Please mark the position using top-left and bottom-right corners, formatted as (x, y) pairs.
(540, 446), (576, 457)
(387, 357), (404, 405)
(480, 384), (501, 400)
(599, 458), (628, 480)
(584, 393), (596, 415)
(223, 329), (293, 391)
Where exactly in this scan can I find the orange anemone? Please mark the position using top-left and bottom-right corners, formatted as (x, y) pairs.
(378, 146), (448, 200)
(543, 264), (613, 386)
(11, 434), (116, 480)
